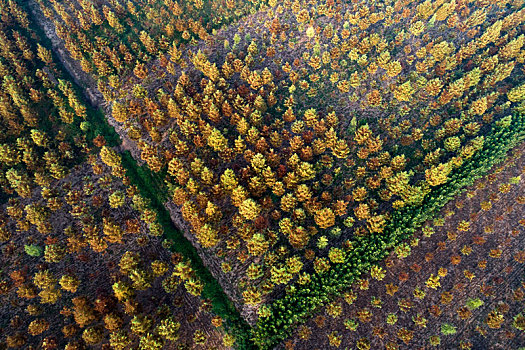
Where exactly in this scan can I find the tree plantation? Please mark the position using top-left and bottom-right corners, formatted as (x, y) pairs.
(0, 0), (524, 349)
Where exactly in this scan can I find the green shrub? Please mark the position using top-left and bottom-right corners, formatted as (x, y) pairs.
(429, 335), (441, 346)
(466, 298), (484, 310)
(24, 244), (43, 257)
(344, 319), (358, 331)
(513, 314), (525, 331)
(441, 323), (457, 335)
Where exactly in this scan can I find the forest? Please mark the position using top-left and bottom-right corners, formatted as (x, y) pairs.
(0, 0), (524, 349)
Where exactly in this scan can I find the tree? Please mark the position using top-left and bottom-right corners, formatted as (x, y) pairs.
(59, 275), (80, 293)
(109, 330), (131, 349)
(82, 326), (104, 345)
(72, 296), (97, 327)
(104, 313), (124, 332)
(314, 208), (335, 229)
(100, 146), (121, 168)
(5, 168), (31, 197)
(156, 316), (180, 341)
(247, 233), (269, 256)
(288, 226), (310, 249)
(28, 319), (49, 336)
(242, 286), (262, 305)
(425, 162), (453, 186)
(36, 44), (53, 65)
(239, 198), (261, 221)
(196, 223), (219, 248)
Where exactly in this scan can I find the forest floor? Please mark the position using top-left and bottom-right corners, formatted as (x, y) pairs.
(0, 164), (230, 349)
(281, 143), (525, 349)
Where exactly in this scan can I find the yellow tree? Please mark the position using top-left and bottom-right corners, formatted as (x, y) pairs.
(425, 162), (453, 186)
(314, 208), (335, 229)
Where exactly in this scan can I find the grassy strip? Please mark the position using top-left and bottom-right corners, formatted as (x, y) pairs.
(253, 111), (525, 349)
(21, 3), (255, 348)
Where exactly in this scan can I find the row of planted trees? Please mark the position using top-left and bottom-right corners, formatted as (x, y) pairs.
(286, 145), (525, 349)
(252, 111), (525, 348)
(36, 0), (525, 339)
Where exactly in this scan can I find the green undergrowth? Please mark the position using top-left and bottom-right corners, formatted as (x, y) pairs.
(252, 111), (525, 349)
